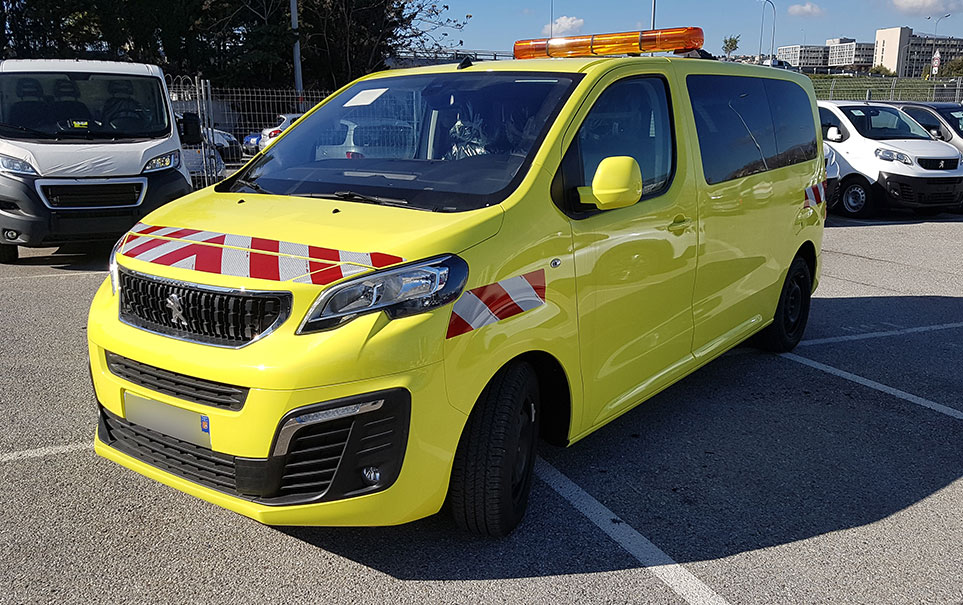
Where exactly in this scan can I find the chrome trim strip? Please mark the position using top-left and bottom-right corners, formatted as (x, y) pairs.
(117, 266), (292, 349)
(35, 177), (149, 210)
(273, 399), (384, 456)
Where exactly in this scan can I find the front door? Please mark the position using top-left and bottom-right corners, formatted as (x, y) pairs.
(559, 74), (699, 428)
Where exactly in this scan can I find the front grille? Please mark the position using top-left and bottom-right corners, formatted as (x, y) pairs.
(897, 181), (961, 204)
(100, 407), (237, 492)
(277, 417), (353, 497)
(41, 182), (143, 208)
(119, 268), (292, 347)
(919, 158), (959, 170)
(105, 352), (248, 410)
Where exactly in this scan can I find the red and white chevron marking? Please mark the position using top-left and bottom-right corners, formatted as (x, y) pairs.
(446, 270), (546, 339)
(804, 181), (827, 209)
(120, 223), (404, 285)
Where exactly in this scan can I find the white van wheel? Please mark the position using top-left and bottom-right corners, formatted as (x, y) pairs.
(839, 179), (875, 218)
(0, 244), (17, 264)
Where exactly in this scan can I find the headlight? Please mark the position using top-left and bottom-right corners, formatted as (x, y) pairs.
(875, 148), (912, 165)
(298, 255), (469, 334)
(142, 150), (180, 173)
(108, 235), (125, 295)
(0, 154), (38, 176)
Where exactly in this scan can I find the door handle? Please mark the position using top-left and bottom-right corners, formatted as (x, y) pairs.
(667, 216), (692, 233)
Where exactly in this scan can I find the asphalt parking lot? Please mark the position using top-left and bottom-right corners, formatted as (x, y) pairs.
(2, 211), (962, 604)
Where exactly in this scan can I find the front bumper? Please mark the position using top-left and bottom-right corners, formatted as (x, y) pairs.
(876, 172), (963, 209)
(88, 277), (465, 526)
(0, 169), (191, 247)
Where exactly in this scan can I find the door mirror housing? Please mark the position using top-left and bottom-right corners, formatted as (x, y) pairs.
(178, 112), (203, 146)
(929, 128), (944, 140)
(578, 156), (643, 210)
(826, 126), (843, 142)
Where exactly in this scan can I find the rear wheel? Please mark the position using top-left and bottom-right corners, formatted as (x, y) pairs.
(755, 257), (812, 352)
(0, 244), (17, 264)
(837, 177), (876, 218)
(449, 361), (540, 537)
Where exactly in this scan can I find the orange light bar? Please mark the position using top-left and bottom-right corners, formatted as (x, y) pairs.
(513, 27), (704, 60)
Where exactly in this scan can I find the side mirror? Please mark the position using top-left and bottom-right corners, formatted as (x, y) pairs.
(178, 112), (203, 146)
(929, 128), (944, 140)
(578, 156), (643, 210)
(826, 126), (843, 142)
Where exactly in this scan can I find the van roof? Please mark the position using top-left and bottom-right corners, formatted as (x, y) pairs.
(0, 59), (162, 77)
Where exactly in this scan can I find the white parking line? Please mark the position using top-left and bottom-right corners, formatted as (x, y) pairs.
(536, 458), (730, 605)
(798, 321), (963, 347)
(781, 353), (963, 422)
(0, 442), (89, 462)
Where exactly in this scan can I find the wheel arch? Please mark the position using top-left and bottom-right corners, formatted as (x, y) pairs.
(795, 240), (817, 292)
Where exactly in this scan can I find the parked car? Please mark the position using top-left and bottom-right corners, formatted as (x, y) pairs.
(90, 26), (825, 537)
(206, 127), (242, 163)
(181, 143), (225, 184)
(824, 142), (840, 205)
(0, 59), (197, 264)
(258, 113), (303, 151)
(313, 118), (416, 160)
(818, 100), (963, 217)
(242, 132), (261, 156)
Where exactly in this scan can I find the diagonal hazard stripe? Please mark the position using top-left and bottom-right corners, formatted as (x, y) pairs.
(447, 269), (547, 339)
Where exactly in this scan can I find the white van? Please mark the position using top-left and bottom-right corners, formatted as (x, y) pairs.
(818, 100), (963, 217)
(0, 60), (201, 263)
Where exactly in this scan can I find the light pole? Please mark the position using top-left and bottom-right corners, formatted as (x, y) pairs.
(290, 0), (303, 100)
(651, 0), (656, 29)
(925, 13), (951, 77)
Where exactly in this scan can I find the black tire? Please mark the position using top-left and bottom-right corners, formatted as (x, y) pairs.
(449, 361), (540, 537)
(755, 257), (812, 352)
(0, 244), (17, 264)
(836, 177), (876, 218)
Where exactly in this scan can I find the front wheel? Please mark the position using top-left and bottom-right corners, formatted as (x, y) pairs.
(755, 257), (812, 352)
(0, 244), (17, 264)
(837, 178), (876, 218)
(449, 361), (540, 537)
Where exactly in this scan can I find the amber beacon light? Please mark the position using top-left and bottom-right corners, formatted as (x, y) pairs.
(513, 26), (705, 59)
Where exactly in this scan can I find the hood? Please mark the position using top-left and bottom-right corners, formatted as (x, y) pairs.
(117, 190), (504, 287)
(0, 137), (179, 177)
(876, 139), (960, 158)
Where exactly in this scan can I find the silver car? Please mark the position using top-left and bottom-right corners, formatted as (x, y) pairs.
(258, 113), (303, 151)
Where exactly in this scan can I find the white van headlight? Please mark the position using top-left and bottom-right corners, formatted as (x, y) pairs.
(0, 154), (38, 176)
(142, 150), (180, 173)
(298, 255), (469, 333)
(875, 148), (912, 165)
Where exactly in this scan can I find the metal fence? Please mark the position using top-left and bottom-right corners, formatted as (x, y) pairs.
(812, 76), (963, 102)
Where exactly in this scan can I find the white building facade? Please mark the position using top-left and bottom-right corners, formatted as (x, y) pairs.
(874, 26), (963, 77)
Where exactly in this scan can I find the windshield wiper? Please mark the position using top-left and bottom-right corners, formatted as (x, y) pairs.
(0, 122), (56, 138)
(234, 177), (271, 194)
(329, 190), (410, 208)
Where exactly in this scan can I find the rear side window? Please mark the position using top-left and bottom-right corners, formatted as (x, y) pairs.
(687, 75), (817, 185)
(819, 107), (844, 139)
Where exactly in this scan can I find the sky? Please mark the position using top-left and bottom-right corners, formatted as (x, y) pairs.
(440, 0), (963, 56)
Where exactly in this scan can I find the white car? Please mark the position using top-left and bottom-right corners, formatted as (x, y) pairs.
(258, 113), (303, 151)
(818, 100), (963, 217)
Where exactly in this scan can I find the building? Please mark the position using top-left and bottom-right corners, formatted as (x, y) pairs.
(828, 41), (874, 68)
(874, 26), (963, 77)
(776, 44), (830, 69)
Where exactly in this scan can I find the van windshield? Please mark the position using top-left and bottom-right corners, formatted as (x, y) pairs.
(0, 72), (171, 141)
(229, 72), (581, 211)
(839, 105), (931, 141)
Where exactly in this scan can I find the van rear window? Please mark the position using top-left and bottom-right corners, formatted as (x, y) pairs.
(687, 75), (817, 185)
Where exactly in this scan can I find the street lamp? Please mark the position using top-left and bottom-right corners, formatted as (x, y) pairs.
(758, 0), (776, 64)
(925, 13), (951, 77)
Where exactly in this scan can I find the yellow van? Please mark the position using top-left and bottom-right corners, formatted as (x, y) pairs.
(88, 27), (825, 536)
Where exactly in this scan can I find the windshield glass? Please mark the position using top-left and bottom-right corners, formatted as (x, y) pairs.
(230, 72), (581, 211)
(937, 107), (963, 136)
(839, 105), (931, 141)
(0, 72), (170, 141)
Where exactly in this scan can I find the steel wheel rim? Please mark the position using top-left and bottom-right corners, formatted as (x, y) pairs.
(843, 184), (866, 213)
(785, 275), (804, 335)
(511, 398), (535, 504)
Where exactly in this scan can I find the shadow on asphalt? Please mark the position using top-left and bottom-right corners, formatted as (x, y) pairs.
(282, 295), (963, 580)
(13, 242), (111, 271)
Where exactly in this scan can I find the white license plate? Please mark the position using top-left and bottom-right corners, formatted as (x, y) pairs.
(123, 392), (212, 448)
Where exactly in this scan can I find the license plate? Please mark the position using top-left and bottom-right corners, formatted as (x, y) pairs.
(123, 392), (212, 448)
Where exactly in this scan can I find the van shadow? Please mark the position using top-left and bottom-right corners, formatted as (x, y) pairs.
(281, 295), (963, 580)
(12, 242), (111, 271)
(825, 209), (963, 227)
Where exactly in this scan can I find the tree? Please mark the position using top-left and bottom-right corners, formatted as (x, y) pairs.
(722, 34), (740, 59)
(942, 56), (963, 77)
(869, 64), (895, 76)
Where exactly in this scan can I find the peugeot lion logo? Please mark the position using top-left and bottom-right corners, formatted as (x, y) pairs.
(165, 293), (188, 327)
(940, 160), (946, 169)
